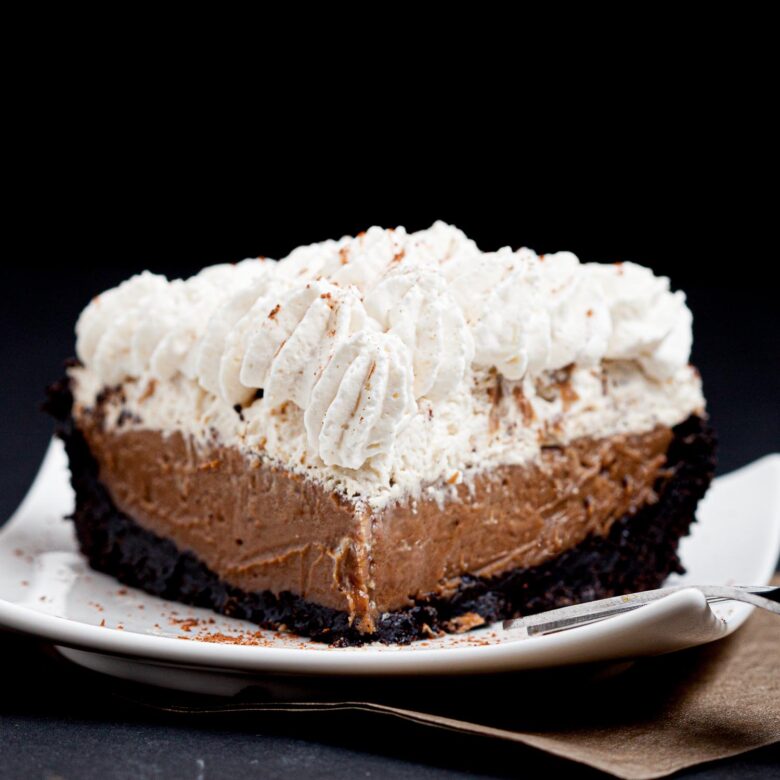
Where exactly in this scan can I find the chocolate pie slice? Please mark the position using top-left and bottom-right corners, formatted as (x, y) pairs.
(46, 223), (716, 645)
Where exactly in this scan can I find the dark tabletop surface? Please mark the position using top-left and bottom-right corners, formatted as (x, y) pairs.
(3, 140), (779, 777)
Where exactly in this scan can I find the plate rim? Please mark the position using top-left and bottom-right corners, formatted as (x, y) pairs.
(0, 586), (724, 675)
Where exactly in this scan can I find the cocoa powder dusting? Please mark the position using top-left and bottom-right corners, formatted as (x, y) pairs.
(487, 374), (503, 433)
(139, 379), (157, 402)
(512, 385), (536, 425)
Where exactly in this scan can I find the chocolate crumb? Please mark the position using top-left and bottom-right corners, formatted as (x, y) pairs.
(171, 617), (200, 633)
(445, 612), (486, 633)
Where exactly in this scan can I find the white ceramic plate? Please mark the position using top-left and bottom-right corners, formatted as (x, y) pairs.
(1, 440), (778, 692)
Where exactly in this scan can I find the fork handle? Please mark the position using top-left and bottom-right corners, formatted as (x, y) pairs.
(502, 583), (780, 636)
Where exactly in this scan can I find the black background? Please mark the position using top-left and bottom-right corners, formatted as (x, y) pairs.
(2, 64), (778, 777)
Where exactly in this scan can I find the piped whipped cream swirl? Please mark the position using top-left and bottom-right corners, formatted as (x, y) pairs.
(240, 280), (367, 409)
(304, 331), (416, 469)
(74, 222), (696, 470)
(196, 268), (287, 405)
(279, 226), (409, 294)
(365, 267), (474, 401)
(76, 261), (268, 386)
(585, 261), (693, 380)
(450, 248), (611, 379)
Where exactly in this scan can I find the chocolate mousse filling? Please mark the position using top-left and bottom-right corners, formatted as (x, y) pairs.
(45, 376), (716, 645)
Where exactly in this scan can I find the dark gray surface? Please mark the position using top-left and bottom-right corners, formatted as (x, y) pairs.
(2, 636), (780, 780)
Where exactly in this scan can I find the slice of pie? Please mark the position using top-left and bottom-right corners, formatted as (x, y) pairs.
(46, 222), (716, 644)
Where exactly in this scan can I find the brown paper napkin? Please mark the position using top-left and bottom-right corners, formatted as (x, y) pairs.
(122, 575), (780, 780)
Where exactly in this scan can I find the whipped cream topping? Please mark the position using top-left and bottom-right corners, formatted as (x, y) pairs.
(73, 222), (701, 475)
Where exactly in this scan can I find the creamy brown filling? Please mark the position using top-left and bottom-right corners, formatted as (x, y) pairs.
(76, 411), (672, 633)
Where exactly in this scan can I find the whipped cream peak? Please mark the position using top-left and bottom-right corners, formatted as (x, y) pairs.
(150, 264), (262, 383)
(540, 252), (612, 369)
(239, 280), (367, 409)
(586, 261), (693, 380)
(404, 220), (482, 272)
(304, 330), (416, 470)
(468, 249), (552, 379)
(365, 266), (474, 401)
(195, 270), (281, 399)
(278, 225), (411, 294)
(76, 272), (164, 378)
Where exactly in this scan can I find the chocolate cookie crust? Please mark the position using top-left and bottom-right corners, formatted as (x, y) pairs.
(45, 377), (716, 646)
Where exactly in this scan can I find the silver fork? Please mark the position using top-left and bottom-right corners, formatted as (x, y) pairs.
(501, 584), (780, 637)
